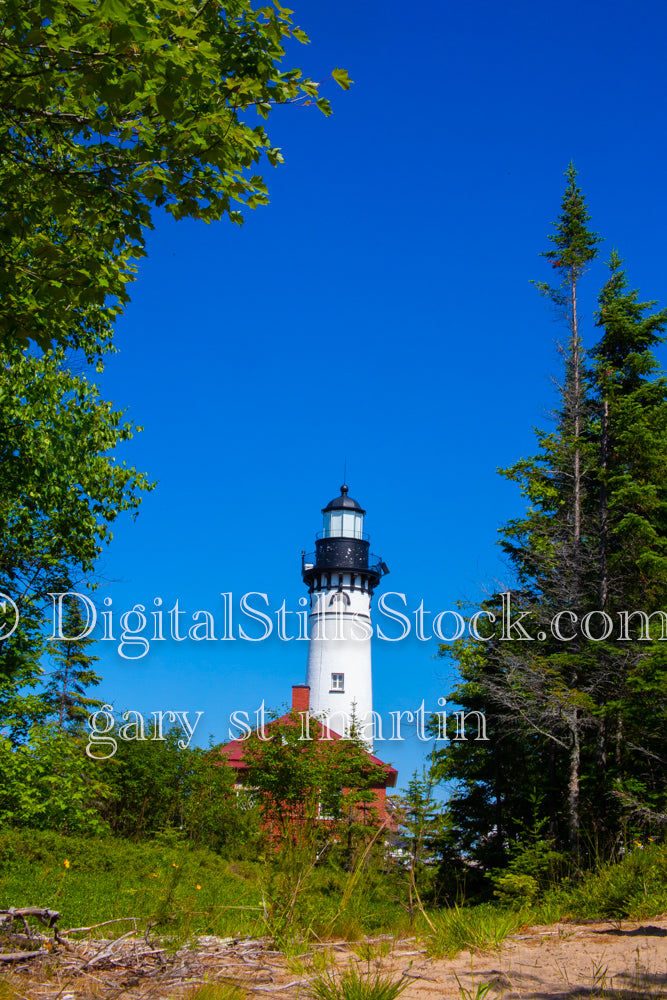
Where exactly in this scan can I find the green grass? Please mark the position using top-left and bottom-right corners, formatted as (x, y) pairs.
(188, 985), (248, 1000)
(0, 829), (265, 940)
(3, 829), (665, 952)
(423, 843), (667, 961)
(426, 904), (522, 959)
(0, 829), (410, 943)
(307, 965), (408, 1000)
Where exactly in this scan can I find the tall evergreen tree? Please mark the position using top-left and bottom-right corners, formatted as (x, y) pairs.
(433, 169), (667, 876)
(43, 602), (103, 731)
(593, 251), (667, 610)
(589, 253), (667, 834)
(533, 161), (602, 609)
(494, 165), (601, 854)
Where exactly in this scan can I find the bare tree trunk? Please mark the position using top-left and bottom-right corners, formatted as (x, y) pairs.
(569, 274), (583, 854)
(568, 710), (580, 857)
(58, 658), (70, 730)
(571, 277), (583, 604)
(599, 395), (609, 608)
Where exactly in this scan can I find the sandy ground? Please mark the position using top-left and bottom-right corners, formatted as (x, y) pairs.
(3, 918), (667, 1000)
(386, 918), (667, 999)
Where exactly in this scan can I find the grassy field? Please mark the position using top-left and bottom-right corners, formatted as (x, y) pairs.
(1, 829), (666, 952)
(0, 829), (411, 942)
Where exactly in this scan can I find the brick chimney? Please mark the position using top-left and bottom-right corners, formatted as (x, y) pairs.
(291, 684), (310, 713)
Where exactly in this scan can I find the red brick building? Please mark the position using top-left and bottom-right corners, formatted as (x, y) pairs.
(220, 684), (398, 827)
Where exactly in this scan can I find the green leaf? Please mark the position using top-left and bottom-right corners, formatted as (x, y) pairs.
(98, 0), (128, 18)
(331, 67), (353, 90)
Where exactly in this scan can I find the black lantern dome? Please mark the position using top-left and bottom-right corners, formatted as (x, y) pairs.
(301, 485), (388, 594)
(322, 485), (366, 515)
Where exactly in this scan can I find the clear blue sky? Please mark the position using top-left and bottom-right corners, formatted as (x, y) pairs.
(83, 0), (667, 787)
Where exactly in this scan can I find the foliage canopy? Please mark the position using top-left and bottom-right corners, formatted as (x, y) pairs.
(0, 0), (350, 354)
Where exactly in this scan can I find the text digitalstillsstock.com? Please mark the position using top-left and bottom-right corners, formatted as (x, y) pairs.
(84, 700), (488, 759)
(2, 591), (667, 659)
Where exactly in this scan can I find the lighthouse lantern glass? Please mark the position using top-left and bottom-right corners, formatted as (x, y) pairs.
(324, 509), (364, 539)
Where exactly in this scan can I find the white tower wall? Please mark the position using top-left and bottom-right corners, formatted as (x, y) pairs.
(305, 581), (374, 742)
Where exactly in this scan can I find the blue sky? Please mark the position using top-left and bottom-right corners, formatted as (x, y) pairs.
(80, 0), (667, 787)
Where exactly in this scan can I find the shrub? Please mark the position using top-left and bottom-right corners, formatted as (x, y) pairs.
(549, 841), (667, 920)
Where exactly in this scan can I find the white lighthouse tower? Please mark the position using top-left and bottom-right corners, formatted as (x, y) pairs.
(301, 486), (388, 748)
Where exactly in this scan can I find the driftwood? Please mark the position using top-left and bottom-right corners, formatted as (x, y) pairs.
(0, 906), (60, 930)
(0, 949), (48, 963)
(0, 907), (418, 1000)
(0, 907), (59, 954)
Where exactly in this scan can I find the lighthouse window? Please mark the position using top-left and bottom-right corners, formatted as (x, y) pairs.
(330, 672), (345, 692)
(342, 512), (361, 537)
(328, 511), (343, 536)
(323, 510), (363, 539)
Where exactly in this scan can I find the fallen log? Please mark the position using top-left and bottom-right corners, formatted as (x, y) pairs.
(0, 949), (48, 962)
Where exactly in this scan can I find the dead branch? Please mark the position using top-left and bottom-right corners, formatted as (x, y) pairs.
(251, 977), (315, 992)
(63, 916), (138, 937)
(0, 907), (60, 928)
(80, 929), (137, 969)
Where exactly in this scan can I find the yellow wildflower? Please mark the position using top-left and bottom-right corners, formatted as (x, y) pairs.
(63, 859), (70, 869)
(196, 885), (201, 890)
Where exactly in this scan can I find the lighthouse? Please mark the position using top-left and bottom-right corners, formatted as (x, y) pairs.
(301, 486), (388, 748)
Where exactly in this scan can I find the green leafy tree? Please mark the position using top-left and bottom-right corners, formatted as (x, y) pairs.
(97, 724), (261, 855)
(488, 789), (568, 905)
(431, 641), (559, 882)
(490, 166), (602, 854)
(536, 162), (600, 531)
(0, 345), (152, 724)
(242, 713), (386, 842)
(0, 0), (348, 726)
(0, 0), (351, 355)
(592, 250), (667, 610)
(0, 725), (112, 834)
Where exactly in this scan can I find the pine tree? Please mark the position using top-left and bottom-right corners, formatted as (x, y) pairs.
(433, 169), (667, 869)
(393, 761), (447, 915)
(493, 165), (602, 855)
(533, 161), (602, 609)
(593, 251), (667, 610)
(44, 602), (102, 731)
(589, 253), (667, 835)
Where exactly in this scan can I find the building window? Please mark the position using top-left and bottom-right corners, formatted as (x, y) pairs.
(317, 798), (336, 821)
(330, 672), (344, 692)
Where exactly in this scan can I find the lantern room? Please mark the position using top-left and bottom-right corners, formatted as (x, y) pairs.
(321, 485), (366, 540)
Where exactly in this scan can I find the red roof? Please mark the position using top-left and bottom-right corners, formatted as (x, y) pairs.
(219, 709), (398, 789)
